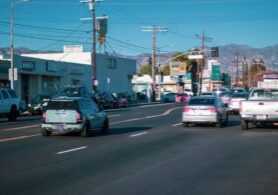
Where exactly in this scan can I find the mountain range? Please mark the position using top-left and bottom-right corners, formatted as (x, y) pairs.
(1, 44), (278, 77)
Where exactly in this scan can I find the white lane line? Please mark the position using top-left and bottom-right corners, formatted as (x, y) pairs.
(108, 114), (121, 118)
(2, 124), (40, 131)
(172, 123), (182, 127)
(138, 103), (175, 108)
(56, 146), (88, 155)
(0, 134), (41, 143)
(130, 132), (148, 138)
(111, 107), (182, 125)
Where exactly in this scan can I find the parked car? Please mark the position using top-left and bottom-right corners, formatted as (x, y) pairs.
(161, 92), (176, 103)
(175, 93), (190, 103)
(28, 95), (51, 114)
(55, 85), (89, 98)
(182, 95), (229, 127)
(41, 97), (109, 137)
(229, 93), (248, 113)
(0, 87), (20, 121)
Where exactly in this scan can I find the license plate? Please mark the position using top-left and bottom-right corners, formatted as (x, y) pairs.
(256, 115), (266, 120)
(55, 124), (65, 131)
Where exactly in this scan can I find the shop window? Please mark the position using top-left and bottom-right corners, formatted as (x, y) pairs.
(107, 59), (117, 69)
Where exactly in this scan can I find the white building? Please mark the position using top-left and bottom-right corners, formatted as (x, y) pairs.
(0, 50), (136, 103)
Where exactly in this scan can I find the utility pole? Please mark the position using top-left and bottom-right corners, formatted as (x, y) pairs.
(242, 56), (247, 88)
(142, 25), (167, 101)
(195, 30), (212, 94)
(10, 0), (31, 90)
(81, 0), (103, 91)
(234, 52), (240, 86)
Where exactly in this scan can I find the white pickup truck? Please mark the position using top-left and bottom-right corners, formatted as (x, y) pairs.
(239, 88), (278, 130)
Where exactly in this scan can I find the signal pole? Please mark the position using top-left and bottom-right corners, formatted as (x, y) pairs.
(142, 25), (167, 101)
(234, 52), (240, 86)
(195, 30), (212, 94)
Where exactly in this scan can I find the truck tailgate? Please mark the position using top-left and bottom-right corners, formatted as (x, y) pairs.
(242, 100), (278, 115)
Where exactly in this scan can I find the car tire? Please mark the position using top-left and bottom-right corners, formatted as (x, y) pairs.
(183, 122), (189, 127)
(8, 106), (17, 121)
(41, 129), (51, 136)
(240, 120), (248, 130)
(101, 117), (109, 134)
(81, 121), (91, 137)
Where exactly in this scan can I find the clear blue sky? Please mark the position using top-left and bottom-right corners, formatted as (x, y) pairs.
(0, 0), (278, 55)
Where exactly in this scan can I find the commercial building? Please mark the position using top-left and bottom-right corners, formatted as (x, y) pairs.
(0, 49), (136, 103)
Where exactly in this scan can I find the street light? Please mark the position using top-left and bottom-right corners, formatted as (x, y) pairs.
(10, 0), (31, 89)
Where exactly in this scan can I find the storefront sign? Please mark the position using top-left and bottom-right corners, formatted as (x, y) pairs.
(22, 61), (35, 70)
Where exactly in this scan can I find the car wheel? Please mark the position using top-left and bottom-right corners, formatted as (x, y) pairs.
(81, 121), (91, 137)
(240, 120), (248, 130)
(8, 106), (17, 121)
(41, 129), (51, 136)
(183, 122), (189, 127)
(101, 117), (109, 135)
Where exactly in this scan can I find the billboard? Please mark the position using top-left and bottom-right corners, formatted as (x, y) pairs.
(170, 61), (187, 76)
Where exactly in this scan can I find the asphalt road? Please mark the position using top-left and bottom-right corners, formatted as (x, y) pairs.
(0, 103), (278, 195)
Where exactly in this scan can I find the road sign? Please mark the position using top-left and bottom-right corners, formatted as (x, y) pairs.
(188, 55), (203, 60)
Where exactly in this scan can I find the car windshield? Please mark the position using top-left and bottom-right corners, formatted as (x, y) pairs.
(188, 98), (215, 106)
(250, 89), (278, 100)
(46, 100), (78, 110)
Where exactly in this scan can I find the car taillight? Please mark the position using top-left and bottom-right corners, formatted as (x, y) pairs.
(208, 107), (217, 113)
(183, 106), (192, 112)
(42, 112), (46, 123)
(76, 112), (83, 124)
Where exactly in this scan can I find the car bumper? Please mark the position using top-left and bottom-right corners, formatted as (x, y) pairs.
(240, 114), (278, 122)
(41, 123), (83, 133)
(183, 114), (217, 123)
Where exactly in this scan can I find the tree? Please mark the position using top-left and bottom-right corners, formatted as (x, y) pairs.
(138, 64), (152, 75)
(249, 58), (266, 87)
(161, 64), (170, 75)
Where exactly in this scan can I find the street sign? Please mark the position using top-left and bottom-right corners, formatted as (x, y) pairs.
(9, 68), (18, 81)
(188, 55), (203, 60)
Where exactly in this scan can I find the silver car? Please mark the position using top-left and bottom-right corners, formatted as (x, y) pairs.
(182, 95), (229, 127)
(229, 93), (248, 113)
(41, 97), (109, 137)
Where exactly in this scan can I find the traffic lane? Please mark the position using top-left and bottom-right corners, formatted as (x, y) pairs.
(0, 107), (195, 194)
(90, 125), (278, 195)
(0, 105), (183, 176)
(106, 103), (179, 123)
(3, 114), (278, 195)
(2, 107), (278, 194)
(0, 104), (181, 141)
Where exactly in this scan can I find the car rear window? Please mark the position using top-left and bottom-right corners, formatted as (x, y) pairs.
(231, 93), (248, 98)
(188, 98), (215, 106)
(46, 100), (78, 110)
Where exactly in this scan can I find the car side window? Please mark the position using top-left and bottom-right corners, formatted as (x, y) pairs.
(2, 90), (9, 99)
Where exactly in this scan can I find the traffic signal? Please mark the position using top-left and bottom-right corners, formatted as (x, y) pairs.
(211, 47), (219, 57)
